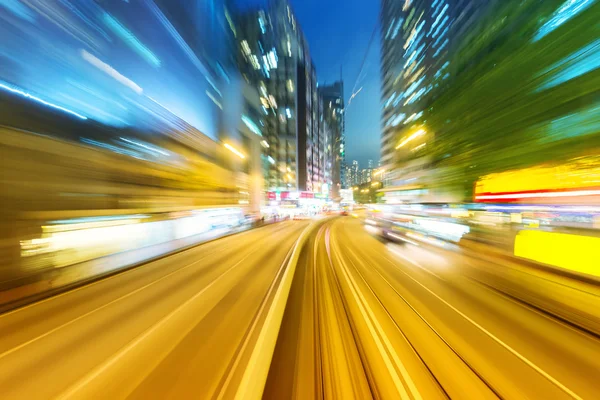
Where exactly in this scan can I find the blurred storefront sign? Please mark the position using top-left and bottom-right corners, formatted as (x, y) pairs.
(475, 157), (600, 204)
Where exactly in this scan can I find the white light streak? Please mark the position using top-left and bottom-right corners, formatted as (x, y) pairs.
(224, 143), (245, 159)
(81, 50), (143, 94)
(0, 81), (87, 120)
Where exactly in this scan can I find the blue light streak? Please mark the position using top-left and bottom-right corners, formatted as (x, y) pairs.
(57, 0), (111, 41)
(533, 0), (596, 41)
(242, 115), (263, 136)
(428, 4), (449, 36)
(405, 21), (425, 52)
(537, 39), (600, 90)
(431, 16), (449, 40)
(81, 138), (143, 159)
(433, 39), (449, 58)
(404, 43), (425, 67)
(432, 23), (450, 43)
(144, 0), (220, 94)
(2, 0), (36, 22)
(385, 18), (396, 40)
(385, 92), (397, 108)
(391, 18), (404, 39)
(120, 137), (169, 156)
(259, 16), (267, 34)
(0, 81), (87, 120)
(404, 76), (426, 99)
(103, 13), (161, 68)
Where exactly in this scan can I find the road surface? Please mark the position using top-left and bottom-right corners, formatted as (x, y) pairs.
(1, 218), (599, 399)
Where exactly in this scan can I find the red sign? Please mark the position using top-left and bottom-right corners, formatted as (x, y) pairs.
(300, 192), (314, 199)
(267, 192), (276, 200)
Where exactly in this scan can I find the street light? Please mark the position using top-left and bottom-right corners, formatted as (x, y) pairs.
(224, 143), (245, 159)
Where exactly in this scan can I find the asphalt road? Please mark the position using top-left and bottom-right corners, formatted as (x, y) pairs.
(1, 217), (599, 399)
(266, 218), (600, 400)
(0, 221), (308, 399)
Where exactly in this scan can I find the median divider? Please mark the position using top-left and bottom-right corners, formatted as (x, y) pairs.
(233, 217), (333, 400)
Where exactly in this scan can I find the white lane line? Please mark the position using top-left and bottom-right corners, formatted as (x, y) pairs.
(465, 276), (598, 342)
(385, 257), (583, 400)
(0, 226), (293, 359)
(326, 227), (421, 400)
(387, 246), (445, 281)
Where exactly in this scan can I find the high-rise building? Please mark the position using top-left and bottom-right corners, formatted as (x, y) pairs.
(351, 160), (360, 186)
(320, 81), (345, 197)
(367, 159), (374, 169)
(318, 93), (335, 197)
(236, 0), (327, 193)
(360, 168), (373, 184)
(380, 0), (487, 201)
(344, 163), (353, 189)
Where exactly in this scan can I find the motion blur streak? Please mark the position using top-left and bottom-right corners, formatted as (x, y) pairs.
(0, 81), (88, 120)
(81, 50), (144, 94)
(2, 0), (600, 397)
(1, 217), (600, 398)
(264, 218), (600, 399)
(0, 222), (308, 398)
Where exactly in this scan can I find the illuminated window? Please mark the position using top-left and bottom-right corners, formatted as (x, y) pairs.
(267, 49), (278, 68)
(258, 13), (266, 34)
(250, 55), (260, 70)
(432, 39), (449, 58)
(428, 4), (449, 36)
(385, 92), (396, 108)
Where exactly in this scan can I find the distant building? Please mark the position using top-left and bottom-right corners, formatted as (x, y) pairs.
(360, 168), (373, 184)
(320, 81), (345, 197)
(344, 163), (353, 189)
(236, 0), (329, 193)
(351, 160), (360, 186)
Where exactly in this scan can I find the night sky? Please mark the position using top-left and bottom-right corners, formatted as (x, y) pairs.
(235, 0), (381, 168)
